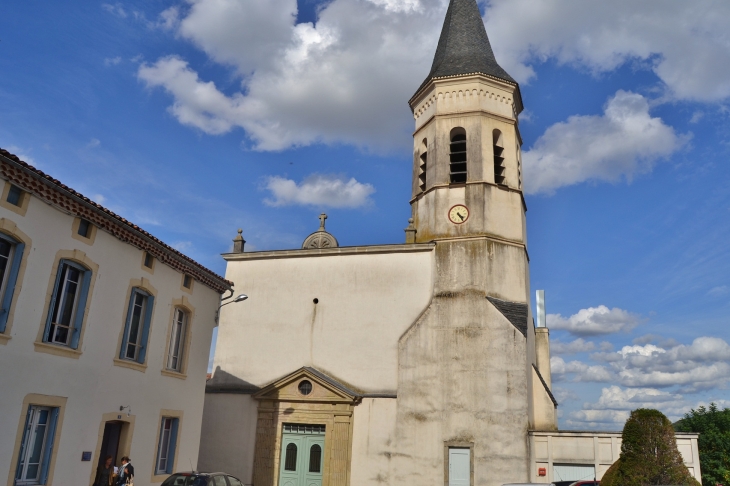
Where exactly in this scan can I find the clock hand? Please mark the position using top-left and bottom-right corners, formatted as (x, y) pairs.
(458, 213), (464, 221)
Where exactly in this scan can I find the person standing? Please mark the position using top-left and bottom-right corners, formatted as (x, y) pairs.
(117, 456), (134, 485)
(93, 455), (116, 486)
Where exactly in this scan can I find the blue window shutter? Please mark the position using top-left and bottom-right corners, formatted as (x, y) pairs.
(39, 408), (59, 485)
(70, 268), (91, 349)
(43, 262), (66, 342)
(119, 290), (137, 359)
(167, 419), (180, 474)
(138, 294), (154, 364)
(0, 240), (23, 333)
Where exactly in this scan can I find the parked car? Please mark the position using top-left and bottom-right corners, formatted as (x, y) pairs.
(161, 472), (244, 486)
(502, 484), (556, 486)
(554, 482), (599, 486)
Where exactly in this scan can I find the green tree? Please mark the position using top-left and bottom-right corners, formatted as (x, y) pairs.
(675, 403), (730, 486)
(601, 408), (700, 486)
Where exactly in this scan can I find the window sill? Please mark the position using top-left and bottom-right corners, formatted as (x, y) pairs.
(113, 358), (147, 373)
(0, 333), (10, 345)
(34, 341), (82, 359)
(161, 369), (187, 380)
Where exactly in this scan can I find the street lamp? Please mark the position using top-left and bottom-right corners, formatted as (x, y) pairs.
(215, 293), (248, 324)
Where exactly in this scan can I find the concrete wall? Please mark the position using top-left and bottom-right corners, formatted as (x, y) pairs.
(198, 394), (258, 482)
(529, 430), (702, 482)
(395, 239), (531, 486)
(0, 180), (220, 486)
(213, 245), (435, 394)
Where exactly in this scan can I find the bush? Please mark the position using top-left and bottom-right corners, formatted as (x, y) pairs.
(601, 408), (700, 486)
(675, 403), (730, 486)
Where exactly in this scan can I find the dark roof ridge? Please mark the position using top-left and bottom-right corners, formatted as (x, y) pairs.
(0, 148), (232, 293)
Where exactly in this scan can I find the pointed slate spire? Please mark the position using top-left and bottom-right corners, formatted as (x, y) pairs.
(414, 0), (519, 99)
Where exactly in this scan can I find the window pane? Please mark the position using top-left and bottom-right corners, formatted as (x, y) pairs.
(0, 238), (12, 288)
(168, 310), (186, 370)
(309, 444), (321, 473)
(125, 293), (146, 359)
(284, 443), (297, 471)
(213, 476), (227, 486)
(158, 418), (172, 473)
(7, 185), (22, 206)
(227, 477), (243, 486)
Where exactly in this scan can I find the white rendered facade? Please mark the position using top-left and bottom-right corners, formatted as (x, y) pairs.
(0, 150), (230, 486)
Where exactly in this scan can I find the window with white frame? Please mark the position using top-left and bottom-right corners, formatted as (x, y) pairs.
(0, 232), (24, 333)
(43, 260), (91, 349)
(120, 288), (154, 363)
(156, 417), (179, 475)
(167, 308), (187, 372)
(15, 405), (59, 485)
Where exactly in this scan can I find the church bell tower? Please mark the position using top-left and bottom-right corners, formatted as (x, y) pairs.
(408, 0), (525, 245)
(395, 2), (556, 485)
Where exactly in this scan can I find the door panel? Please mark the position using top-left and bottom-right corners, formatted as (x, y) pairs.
(303, 436), (324, 486)
(449, 448), (470, 486)
(278, 436), (303, 486)
(278, 429), (324, 486)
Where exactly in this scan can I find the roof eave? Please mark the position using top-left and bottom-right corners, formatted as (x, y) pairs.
(0, 150), (233, 294)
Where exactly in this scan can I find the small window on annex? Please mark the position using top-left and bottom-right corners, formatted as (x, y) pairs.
(7, 185), (25, 207)
(166, 308), (188, 372)
(449, 128), (467, 184)
(0, 232), (24, 334)
(77, 219), (92, 238)
(143, 252), (154, 269)
(43, 260), (91, 349)
(182, 275), (192, 289)
(15, 405), (60, 485)
(120, 288), (154, 364)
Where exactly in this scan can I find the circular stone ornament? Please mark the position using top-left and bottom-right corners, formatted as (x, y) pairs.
(298, 380), (313, 395)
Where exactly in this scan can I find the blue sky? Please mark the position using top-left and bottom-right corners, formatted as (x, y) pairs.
(2, 0), (730, 429)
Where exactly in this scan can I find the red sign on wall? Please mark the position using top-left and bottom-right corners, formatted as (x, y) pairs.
(538, 467), (547, 476)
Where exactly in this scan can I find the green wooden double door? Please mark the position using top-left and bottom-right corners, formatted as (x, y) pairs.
(278, 424), (325, 486)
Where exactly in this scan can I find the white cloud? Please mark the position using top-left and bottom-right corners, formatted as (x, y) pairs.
(139, 0), (446, 151)
(551, 356), (613, 383)
(486, 0), (730, 102)
(137, 0), (730, 154)
(102, 3), (127, 18)
(523, 91), (688, 195)
(86, 138), (101, 148)
(588, 337), (730, 391)
(5, 146), (36, 166)
(708, 285), (729, 297)
(104, 57), (122, 67)
(157, 6), (179, 30)
(551, 338), (612, 355)
(548, 304), (641, 336)
(689, 111), (704, 124)
(263, 174), (375, 209)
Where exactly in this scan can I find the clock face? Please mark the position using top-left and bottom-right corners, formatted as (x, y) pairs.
(448, 204), (469, 224)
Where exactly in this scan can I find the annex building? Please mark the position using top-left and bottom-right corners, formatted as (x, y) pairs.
(200, 1), (700, 485)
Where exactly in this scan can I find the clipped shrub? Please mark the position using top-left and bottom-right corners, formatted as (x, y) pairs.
(600, 408), (701, 486)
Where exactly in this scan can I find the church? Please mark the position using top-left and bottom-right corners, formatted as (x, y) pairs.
(199, 1), (698, 485)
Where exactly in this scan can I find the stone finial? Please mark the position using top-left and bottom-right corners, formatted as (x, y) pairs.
(233, 228), (246, 253)
(303, 214), (338, 249)
(405, 218), (417, 244)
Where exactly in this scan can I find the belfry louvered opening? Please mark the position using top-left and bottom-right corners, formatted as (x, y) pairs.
(449, 128), (467, 184)
(419, 138), (428, 192)
(493, 129), (506, 185)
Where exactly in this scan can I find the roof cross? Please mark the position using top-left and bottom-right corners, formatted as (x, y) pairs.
(318, 213), (327, 231)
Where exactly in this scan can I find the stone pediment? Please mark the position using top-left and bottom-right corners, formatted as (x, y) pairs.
(252, 367), (360, 404)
